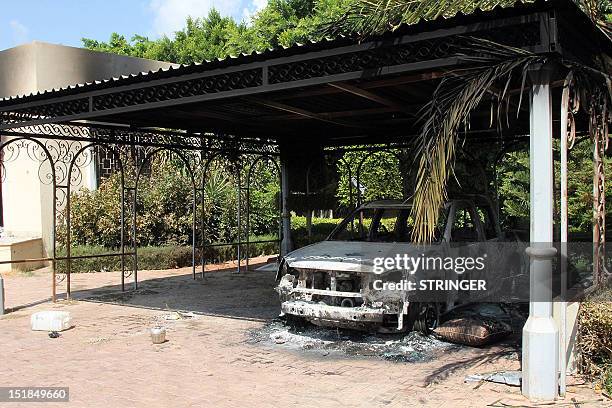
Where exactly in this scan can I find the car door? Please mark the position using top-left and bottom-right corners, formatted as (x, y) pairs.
(444, 200), (485, 304)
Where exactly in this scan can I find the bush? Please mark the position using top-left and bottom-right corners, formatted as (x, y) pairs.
(291, 215), (343, 248)
(577, 288), (612, 390)
(59, 160), (281, 249)
(605, 368), (612, 395)
(336, 150), (404, 206)
(56, 213), (343, 273)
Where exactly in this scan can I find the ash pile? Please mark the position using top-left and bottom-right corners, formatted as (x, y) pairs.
(248, 303), (525, 362)
(248, 319), (458, 362)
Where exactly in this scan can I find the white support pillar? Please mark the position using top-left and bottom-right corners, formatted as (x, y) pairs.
(87, 146), (98, 191)
(280, 156), (292, 256)
(522, 66), (559, 401)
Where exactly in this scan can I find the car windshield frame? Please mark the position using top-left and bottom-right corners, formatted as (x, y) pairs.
(327, 203), (451, 243)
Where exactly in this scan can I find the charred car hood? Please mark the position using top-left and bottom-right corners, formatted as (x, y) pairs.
(283, 240), (418, 273)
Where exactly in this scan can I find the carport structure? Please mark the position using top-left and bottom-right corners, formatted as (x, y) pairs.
(0, 0), (610, 400)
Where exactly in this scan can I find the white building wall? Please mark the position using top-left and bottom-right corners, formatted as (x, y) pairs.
(1, 136), (44, 238)
(0, 42), (176, 255)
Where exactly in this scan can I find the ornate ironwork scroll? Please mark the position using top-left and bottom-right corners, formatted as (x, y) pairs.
(93, 69), (263, 111)
(0, 137), (63, 299)
(3, 123), (278, 155)
(2, 98), (89, 126)
(0, 122), (280, 299)
(589, 86), (609, 285)
(245, 155), (281, 272)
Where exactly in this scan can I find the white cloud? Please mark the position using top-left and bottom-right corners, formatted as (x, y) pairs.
(242, 0), (268, 23)
(149, 0), (242, 37)
(9, 20), (29, 45)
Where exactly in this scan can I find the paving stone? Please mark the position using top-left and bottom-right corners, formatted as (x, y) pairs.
(1, 260), (608, 407)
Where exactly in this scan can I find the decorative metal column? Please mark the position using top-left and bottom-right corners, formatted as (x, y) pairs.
(590, 89), (609, 286)
(558, 71), (581, 396)
(522, 65), (559, 401)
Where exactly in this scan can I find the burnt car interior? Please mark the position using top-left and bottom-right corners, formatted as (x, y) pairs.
(327, 197), (500, 244)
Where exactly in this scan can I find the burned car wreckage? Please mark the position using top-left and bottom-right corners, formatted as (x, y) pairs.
(275, 196), (515, 333)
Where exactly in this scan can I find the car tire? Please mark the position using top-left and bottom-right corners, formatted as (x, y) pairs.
(410, 302), (442, 335)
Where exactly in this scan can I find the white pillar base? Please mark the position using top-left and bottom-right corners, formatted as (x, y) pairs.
(522, 315), (559, 400)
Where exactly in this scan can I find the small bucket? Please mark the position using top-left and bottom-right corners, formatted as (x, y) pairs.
(150, 327), (166, 344)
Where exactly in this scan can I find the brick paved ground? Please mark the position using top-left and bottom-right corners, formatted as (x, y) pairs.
(1, 260), (608, 408)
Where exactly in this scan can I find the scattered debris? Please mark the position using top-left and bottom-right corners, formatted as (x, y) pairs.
(465, 370), (521, 387)
(163, 305), (197, 321)
(164, 311), (196, 321)
(87, 337), (110, 344)
(31, 310), (72, 332)
(442, 303), (527, 331)
(248, 319), (458, 362)
(430, 303), (526, 347)
(487, 397), (605, 407)
(255, 263), (278, 272)
(150, 327), (167, 344)
(433, 317), (512, 347)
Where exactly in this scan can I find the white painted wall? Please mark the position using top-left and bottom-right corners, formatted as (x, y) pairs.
(0, 42), (176, 255)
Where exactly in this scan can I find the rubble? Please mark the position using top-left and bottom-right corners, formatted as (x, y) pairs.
(248, 319), (459, 362)
(465, 370), (522, 387)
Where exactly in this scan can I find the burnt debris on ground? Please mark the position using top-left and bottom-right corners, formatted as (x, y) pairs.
(247, 303), (526, 362)
(247, 319), (460, 363)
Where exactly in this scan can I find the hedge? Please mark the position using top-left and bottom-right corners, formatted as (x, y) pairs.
(56, 234), (279, 273)
(55, 216), (344, 273)
(291, 215), (343, 248)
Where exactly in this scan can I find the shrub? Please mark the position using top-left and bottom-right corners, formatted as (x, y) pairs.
(577, 288), (612, 390)
(605, 368), (612, 395)
(291, 215), (343, 248)
(56, 213), (343, 273)
(59, 160), (281, 249)
(336, 150), (404, 206)
(56, 234), (280, 273)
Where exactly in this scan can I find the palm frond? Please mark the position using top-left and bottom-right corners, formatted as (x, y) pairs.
(322, 0), (519, 37)
(322, 0), (611, 38)
(410, 37), (544, 243)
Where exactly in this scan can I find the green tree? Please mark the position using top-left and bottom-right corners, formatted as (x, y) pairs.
(336, 150), (403, 206)
(497, 141), (612, 233)
(82, 1), (353, 63)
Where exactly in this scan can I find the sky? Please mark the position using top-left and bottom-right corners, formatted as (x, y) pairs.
(0, 0), (268, 51)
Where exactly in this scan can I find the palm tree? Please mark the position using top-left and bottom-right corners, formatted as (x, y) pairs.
(322, 0), (611, 243)
(328, 0), (610, 39)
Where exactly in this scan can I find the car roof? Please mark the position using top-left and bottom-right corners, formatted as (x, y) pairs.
(359, 200), (410, 209)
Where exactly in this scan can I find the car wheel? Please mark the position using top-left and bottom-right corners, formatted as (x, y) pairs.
(410, 303), (442, 334)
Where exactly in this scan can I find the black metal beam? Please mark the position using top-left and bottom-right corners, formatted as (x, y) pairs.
(245, 97), (360, 128)
(257, 106), (405, 121)
(328, 82), (415, 117)
(273, 71), (447, 101)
